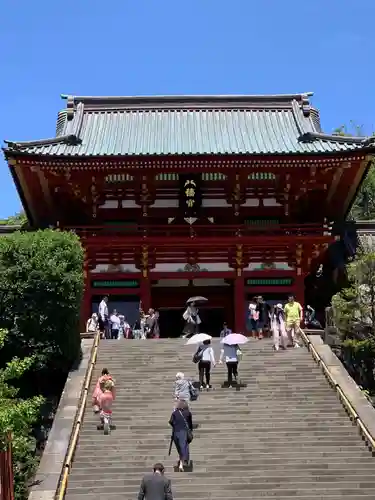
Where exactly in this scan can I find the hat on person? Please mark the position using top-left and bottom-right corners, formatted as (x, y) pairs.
(276, 303), (283, 309)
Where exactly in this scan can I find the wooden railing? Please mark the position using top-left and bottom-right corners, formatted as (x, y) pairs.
(64, 223), (331, 239)
(300, 331), (375, 452)
(56, 332), (100, 500)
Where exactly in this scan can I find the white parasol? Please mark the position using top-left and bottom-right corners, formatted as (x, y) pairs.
(185, 333), (212, 345)
(220, 333), (249, 345)
(186, 296), (208, 304)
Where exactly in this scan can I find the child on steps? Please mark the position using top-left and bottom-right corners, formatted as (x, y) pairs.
(98, 379), (115, 435)
(92, 368), (116, 413)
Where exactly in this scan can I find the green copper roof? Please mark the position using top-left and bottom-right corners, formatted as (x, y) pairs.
(4, 93), (375, 157)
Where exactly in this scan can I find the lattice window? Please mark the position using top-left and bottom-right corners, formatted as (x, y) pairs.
(244, 218), (280, 225)
(202, 173), (227, 181)
(91, 280), (139, 288)
(248, 172), (276, 180)
(105, 174), (133, 183)
(156, 173), (179, 181)
(156, 173), (227, 181)
(246, 278), (293, 286)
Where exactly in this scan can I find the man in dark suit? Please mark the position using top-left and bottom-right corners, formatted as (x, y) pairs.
(138, 463), (173, 500)
(146, 309), (160, 338)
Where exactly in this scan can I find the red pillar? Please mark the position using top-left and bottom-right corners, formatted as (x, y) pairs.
(81, 257), (91, 332)
(294, 268), (305, 310)
(140, 276), (151, 313)
(234, 272), (245, 334)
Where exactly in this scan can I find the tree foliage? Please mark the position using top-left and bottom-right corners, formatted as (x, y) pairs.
(0, 328), (44, 500)
(0, 212), (27, 226)
(350, 167), (375, 220)
(0, 229), (84, 498)
(332, 246), (375, 389)
(0, 229), (84, 389)
(333, 122), (375, 220)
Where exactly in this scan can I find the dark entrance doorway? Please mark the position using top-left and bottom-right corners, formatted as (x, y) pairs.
(91, 295), (139, 327)
(158, 307), (227, 338)
(151, 279), (234, 337)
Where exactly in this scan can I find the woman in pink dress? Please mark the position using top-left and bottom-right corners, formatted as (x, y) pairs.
(98, 379), (115, 434)
(92, 368), (116, 413)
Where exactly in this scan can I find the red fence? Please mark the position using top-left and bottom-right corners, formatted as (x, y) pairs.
(0, 440), (14, 500)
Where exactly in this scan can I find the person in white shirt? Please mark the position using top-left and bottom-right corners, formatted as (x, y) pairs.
(86, 313), (98, 333)
(182, 302), (201, 339)
(109, 310), (121, 339)
(219, 344), (240, 387)
(197, 339), (216, 390)
(98, 296), (109, 338)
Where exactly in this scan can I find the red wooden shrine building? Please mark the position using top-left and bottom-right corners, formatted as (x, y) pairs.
(4, 93), (375, 335)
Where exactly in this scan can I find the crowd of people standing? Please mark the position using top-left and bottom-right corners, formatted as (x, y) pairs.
(249, 294), (304, 351)
(86, 294), (311, 352)
(86, 296), (160, 339)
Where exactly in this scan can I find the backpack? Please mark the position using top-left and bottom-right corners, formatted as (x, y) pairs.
(189, 381), (199, 401)
(192, 346), (204, 364)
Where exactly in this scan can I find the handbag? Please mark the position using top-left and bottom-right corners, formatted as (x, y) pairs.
(192, 346), (204, 364)
(179, 410), (193, 443)
(188, 381), (199, 401)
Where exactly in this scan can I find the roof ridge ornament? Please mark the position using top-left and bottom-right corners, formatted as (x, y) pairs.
(3, 99), (85, 152)
(56, 92), (315, 111)
(3, 134), (81, 151)
(300, 94), (311, 117)
(66, 95), (75, 121)
(298, 131), (374, 145)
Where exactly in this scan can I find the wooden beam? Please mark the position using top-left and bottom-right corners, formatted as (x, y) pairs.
(35, 168), (55, 218)
(29, 152), (368, 171)
(244, 286), (296, 294)
(79, 234), (334, 248)
(10, 160), (39, 224)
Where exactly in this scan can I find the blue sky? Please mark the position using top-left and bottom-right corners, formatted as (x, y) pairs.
(1, 0), (374, 218)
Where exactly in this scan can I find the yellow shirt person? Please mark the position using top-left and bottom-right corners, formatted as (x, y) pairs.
(284, 297), (303, 328)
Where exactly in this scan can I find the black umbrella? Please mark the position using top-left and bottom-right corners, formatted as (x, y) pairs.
(186, 296), (208, 304)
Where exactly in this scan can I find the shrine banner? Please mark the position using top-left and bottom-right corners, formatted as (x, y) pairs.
(179, 174), (202, 216)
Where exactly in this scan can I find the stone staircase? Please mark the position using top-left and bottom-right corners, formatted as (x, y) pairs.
(64, 338), (375, 500)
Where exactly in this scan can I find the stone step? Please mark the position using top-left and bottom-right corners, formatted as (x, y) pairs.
(63, 483), (375, 495)
(68, 463), (375, 477)
(72, 450), (373, 461)
(71, 457), (375, 471)
(107, 391), (342, 397)
(63, 338), (375, 500)
(75, 433), (364, 444)
(79, 428), (358, 438)
(80, 417), (353, 426)
(84, 410), (350, 418)
(75, 445), (368, 455)
(74, 438), (364, 448)
(65, 492), (373, 500)
(102, 397), (342, 404)
(67, 474), (375, 487)
(70, 453), (374, 470)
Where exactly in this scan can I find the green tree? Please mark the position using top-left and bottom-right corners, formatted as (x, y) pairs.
(0, 229), (84, 387)
(0, 328), (44, 500)
(350, 167), (375, 220)
(332, 245), (375, 389)
(0, 212), (27, 226)
(333, 122), (375, 220)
